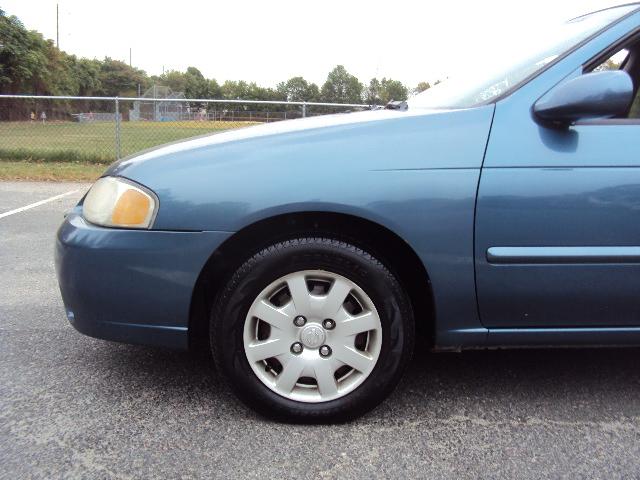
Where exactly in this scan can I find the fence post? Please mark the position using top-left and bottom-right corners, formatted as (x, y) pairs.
(302, 102), (307, 118)
(115, 97), (122, 160)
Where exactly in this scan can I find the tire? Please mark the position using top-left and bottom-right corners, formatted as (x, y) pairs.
(210, 237), (414, 423)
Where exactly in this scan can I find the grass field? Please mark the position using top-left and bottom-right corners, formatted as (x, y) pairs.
(0, 160), (106, 181)
(0, 120), (253, 164)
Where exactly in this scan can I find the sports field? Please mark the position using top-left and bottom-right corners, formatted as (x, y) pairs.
(0, 120), (252, 164)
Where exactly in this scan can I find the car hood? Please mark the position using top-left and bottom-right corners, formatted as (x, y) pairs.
(109, 108), (438, 172)
(105, 104), (495, 231)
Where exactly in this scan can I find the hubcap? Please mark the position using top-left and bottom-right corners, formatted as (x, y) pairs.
(243, 270), (383, 403)
(300, 324), (325, 349)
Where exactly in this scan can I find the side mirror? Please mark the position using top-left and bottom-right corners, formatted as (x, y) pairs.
(533, 70), (634, 128)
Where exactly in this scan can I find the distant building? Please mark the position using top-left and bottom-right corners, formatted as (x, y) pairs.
(130, 85), (187, 121)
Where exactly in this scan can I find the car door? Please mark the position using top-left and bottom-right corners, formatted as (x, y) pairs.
(475, 35), (640, 330)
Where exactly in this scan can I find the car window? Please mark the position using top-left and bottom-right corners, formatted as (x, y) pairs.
(630, 90), (640, 118)
(408, 5), (638, 109)
(593, 49), (629, 71)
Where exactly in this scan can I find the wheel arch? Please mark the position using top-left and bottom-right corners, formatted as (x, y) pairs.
(189, 211), (435, 351)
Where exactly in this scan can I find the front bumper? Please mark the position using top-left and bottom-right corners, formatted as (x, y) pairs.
(55, 210), (232, 349)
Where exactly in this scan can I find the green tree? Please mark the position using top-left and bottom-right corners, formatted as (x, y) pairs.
(184, 66), (210, 99)
(246, 82), (278, 102)
(72, 57), (102, 96)
(220, 80), (249, 99)
(414, 81), (431, 94)
(380, 78), (408, 102)
(219, 81), (280, 111)
(98, 58), (147, 96)
(208, 78), (221, 98)
(154, 70), (187, 93)
(366, 77), (408, 104)
(43, 42), (79, 95)
(276, 76), (320, 102)
(0, 12), (50, 94)
(320, 65), (363, 104)
(364, 78), (381, 105)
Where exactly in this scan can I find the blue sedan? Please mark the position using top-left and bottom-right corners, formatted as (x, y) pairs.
(56, 4), (640, 421)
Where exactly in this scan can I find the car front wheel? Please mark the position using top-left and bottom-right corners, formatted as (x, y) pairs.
(210, 237), (414, 422)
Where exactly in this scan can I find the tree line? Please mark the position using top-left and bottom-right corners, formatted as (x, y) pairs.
(0, 9), (433, 109)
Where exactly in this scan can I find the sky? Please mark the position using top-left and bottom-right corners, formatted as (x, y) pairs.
(1, 0), (631, 88)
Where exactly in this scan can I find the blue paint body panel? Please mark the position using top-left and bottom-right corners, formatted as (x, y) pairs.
(54, 7), (640, 350)
(106, 107), (493, 232)
(476, 11), (640, 331)
(55, 209), (232, 349)
(476, 168), (640, 328)
(58, 107), (495, 348)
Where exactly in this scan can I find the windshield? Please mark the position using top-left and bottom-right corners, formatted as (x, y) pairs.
(408, 5), (638, 109)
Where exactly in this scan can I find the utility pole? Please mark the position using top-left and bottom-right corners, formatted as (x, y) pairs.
(56, 4), (59, 49)
(129, 48), (132, 67)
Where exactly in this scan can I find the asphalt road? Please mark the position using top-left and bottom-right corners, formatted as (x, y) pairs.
(2, 181), (640, 479)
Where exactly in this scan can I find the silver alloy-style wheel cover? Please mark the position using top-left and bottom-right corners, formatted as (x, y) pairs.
(243, 270), (382, 403)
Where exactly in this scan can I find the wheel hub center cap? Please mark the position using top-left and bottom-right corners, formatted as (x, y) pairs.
(299, 324), (325, 349)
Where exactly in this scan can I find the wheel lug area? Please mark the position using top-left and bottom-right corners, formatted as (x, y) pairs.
(291, 342), (304, 354)
(293, 315), (307, 327)
(319, 345), (332, 357)
(322, 318), (336, 330)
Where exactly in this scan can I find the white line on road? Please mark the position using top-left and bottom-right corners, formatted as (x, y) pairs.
(0, 190), (80, 219)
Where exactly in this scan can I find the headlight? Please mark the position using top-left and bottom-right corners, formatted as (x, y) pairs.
(83, 177), (158, 229)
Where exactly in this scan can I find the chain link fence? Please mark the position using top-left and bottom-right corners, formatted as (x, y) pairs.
(0, 95), (369, 165)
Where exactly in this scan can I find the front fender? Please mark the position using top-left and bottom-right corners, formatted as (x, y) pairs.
(112, 105), (495, 347)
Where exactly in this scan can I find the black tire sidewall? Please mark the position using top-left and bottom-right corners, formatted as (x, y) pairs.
(211, 238), (413, 422)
